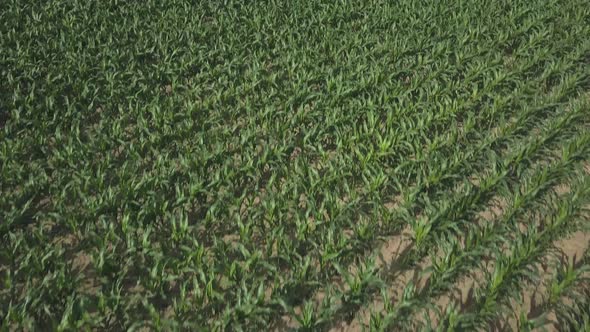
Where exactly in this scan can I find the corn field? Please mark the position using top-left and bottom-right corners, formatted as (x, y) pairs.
(1, 0), (590, 331)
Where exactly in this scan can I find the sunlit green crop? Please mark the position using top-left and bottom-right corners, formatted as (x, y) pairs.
(1, 0), (589, 330)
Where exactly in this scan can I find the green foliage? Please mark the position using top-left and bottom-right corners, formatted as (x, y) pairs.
(1, 0), (589, 330)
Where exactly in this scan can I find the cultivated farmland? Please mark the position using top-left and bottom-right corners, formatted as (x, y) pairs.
(1, 0), (590, 331)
